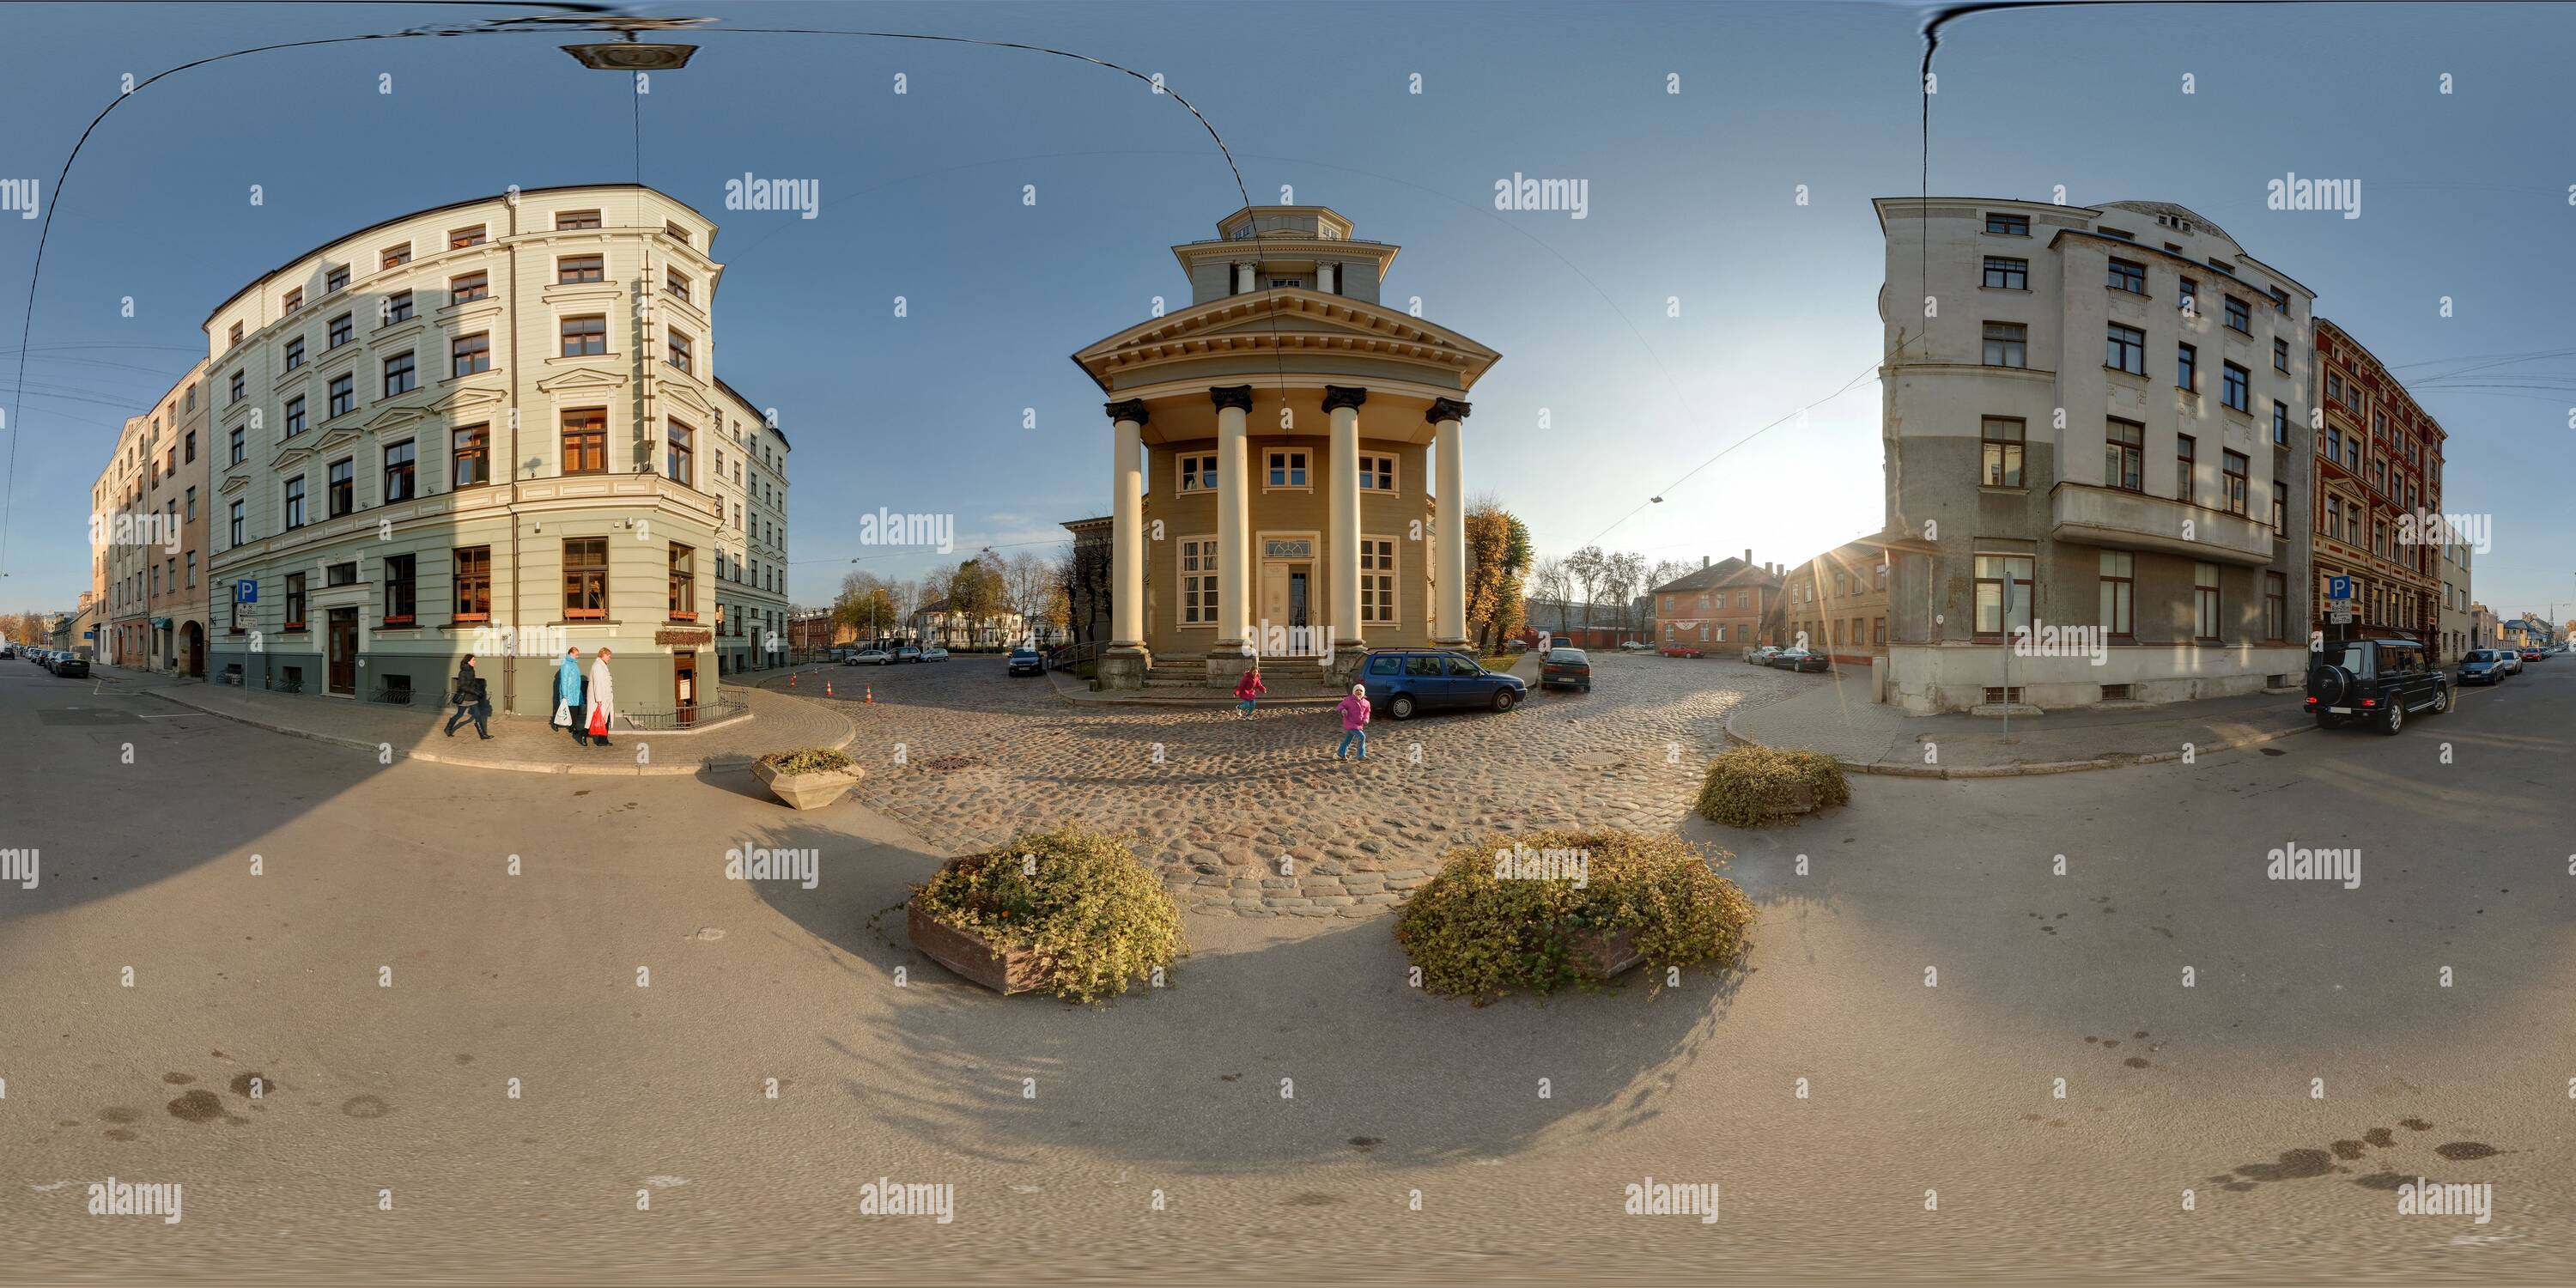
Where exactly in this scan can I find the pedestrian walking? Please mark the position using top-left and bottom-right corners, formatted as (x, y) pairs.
(1334, 682), (1370, 760)
(555, 647), (587, 746)
(444, 653), (492, 739)
(1233, 663), (1266, 718)
(586, 647), (617, 748)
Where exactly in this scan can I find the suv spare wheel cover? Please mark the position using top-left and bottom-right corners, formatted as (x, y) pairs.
(2309, 663), (2350, 705)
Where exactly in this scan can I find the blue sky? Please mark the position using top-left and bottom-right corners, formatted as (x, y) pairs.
(2, 1), (2570, 619)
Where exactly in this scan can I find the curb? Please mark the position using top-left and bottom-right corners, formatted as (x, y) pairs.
(1722, 708), (2318, 779)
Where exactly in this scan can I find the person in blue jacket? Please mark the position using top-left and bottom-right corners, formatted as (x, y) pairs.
(556, 647), (588, 746)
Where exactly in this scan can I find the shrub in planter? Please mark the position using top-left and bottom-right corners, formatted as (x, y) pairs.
(1393, 828), (1755, 1005)
(754, 746), (861, 810)
(908, 825), (1185, 1001)
(1693, 745), (1850, 828)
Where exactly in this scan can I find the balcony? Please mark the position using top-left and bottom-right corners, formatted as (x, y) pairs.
(2050, 482), (2273, 566)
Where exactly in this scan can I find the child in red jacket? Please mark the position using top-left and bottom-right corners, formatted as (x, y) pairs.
(1233, 664), (1266, 717)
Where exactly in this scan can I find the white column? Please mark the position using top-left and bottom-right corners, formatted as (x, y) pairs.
(1431, 398), (1471, 646)
(1212, 386), (1252, 653)
(1109, 404), (1147, 650)
(1234, 262), (1255, 295)
(1318, 263), (1338, 295)
(1325, 386), (1366, 651)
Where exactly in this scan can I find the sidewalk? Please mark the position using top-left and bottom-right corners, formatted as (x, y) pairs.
(106, 666), (855, 777)
(1725, 671), (2314, 776)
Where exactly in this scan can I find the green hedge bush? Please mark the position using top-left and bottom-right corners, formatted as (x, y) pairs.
(911, 824), (1186, 1002)
(762, 746), (857, 775)
(1393, 828), (1754, 1005)
(1693, 745), (1850, 828)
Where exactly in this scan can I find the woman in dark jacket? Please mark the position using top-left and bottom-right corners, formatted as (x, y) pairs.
(444, 653), (492, 739)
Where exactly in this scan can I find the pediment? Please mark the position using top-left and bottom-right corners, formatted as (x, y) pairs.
(1075, 290), (1499, 385)
(537, 366), (630, 395)
(659, 380), (715, 420)
(218, 472), (250, 495)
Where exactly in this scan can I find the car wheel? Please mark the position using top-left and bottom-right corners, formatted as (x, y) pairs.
(2379, 702), (2403, 735)
(1389, 694), (1417, 720)
(1492, 688), (1518, 713)
(2430, 684), (2450, 714)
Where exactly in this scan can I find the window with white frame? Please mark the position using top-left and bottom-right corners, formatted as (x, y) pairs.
(1177, 454), (1218, 494)
(1179, 538), (1218, 625)
(1359, 454), (1397, 491)
(1360, 538), (1397, 624)
(1265, 450), (1309, 489)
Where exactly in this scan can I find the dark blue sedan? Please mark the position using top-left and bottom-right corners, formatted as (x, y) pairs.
(1358, 650), (1525, 719)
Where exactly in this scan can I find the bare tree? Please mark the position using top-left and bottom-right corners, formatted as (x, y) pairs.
(1605, 551), (1647, 634)
(1530, 557), (1571, 634)
(1564, 545), (1607, 632)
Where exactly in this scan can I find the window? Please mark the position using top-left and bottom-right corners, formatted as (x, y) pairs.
(1361, 538), (1397, 623)
(283, 572), (307, 629)
(2222, 450), (2248, 515)
(563, 538), (608, 617)
(2107, 258), (2147, 294)
(283, 477), (306, 529)
(327, 458), (354, 517)
(2325, 495), (2343, 542)
(2099, 551), (2134, 636)
(185, 383), (196, 410)
(2273, 400), (2290, 445)
(1176, 453), (1217, 493)
(2268, 285), (2289, 314)
(2105, 419), (2144, 491)
(665, 418), (694, 485)
(283, 336), (305, 371)
(2325, 371), (2344, 404)
(449, 225), (486, 250)
(1179, 538), (1218, 625)
(2206, 258), (2235, 276)
(1980, 417), (2024, 486)
(561, 409), (607, 474)
(453, 547), (491, 622)
(1266, 450), (1309, 488)
(2265, 572), (2287, 641)
(450, 331), (491, 378)
(384, 440), (416, 502)
(561, 314), (606, 356)
(451, 270), (488, 304)
(279, 286), (304, 315)
(453, 424), (489, 487)
(228, 500), (244, 546)
(1360, 454), (1397, 491)
(325, 265), (350, 294)
(1984, 212), (2028, 236)
(384, 351), (416, 397)
(1982, 321), (2026, 368)
(380, 242), (411, 270)
(2192, 562), (2221, 641)
(2178, 276), (2197, 314)
(2273, 337), (2289, 372)
(666, 329), (693, 374)
(185, 552), (197, 587)
(185, 485), (197, 519)
(664, 221), (690, 244)
(1874, 617), (1886, 646)
(2345, 434), (2359, 471)
(2221, 361), (2250, 411)
(228, 322), (244, 348)
(1973, 553), (2033, 638)
(329, 313), (353, 347)
(2177, 343), (2197, 391)
(1982, 257), (2028, 289)
(2272, 481), (2287, 534)
(230, 369), (246, 402)
(383, 553), (416, 625)
(2176, 434), (2196, 502)
(2324, 425), (2341, 465)
(558, 253), (605, 284)
(665, 269), (691, 304)
(2106, 324), (2145, 374)
(556, 210), (601, 231)
(2223, 295), (2251, 333)
(385, 291), (414, 325)
(184, 431), (196, 464)
(668, 544), (696, 621)
(229, 428), (245, 464)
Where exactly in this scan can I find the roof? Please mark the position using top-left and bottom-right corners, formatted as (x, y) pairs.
(2097, 200), (2233, 246)
(1649, 557), (1771, 594)
(713, 375), (790, 450)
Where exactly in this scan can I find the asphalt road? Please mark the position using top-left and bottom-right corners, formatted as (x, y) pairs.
(1, 653), (2568, 1283)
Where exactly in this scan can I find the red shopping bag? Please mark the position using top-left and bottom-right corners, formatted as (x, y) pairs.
(588, 704), (608, 737)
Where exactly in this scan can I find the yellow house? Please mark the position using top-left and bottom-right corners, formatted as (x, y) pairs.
(1072, 206), (1500, 688)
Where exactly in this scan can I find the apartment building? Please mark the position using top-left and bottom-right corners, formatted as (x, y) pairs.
(2439, 540), (2474, 663)
(2310, 318), (2448, 658)
(204, 184), (780, 721)
(1874, 197), (2314, 712)
(94, 409), (149, 666)
(1648, 553), (1782, 652)
(711, 376), (792, 677)
(1779, 533), (1929, 665)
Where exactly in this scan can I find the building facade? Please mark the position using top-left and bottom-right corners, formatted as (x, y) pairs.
(1072, 205), (1498, 688)
(1780, 535), (1922, 665)
(1874, 197), (2314, 712)
(95, 362), (215, 675)
(710, 377), (792, 677)
(2309, 319), (2448, 657)
(2439, 540), (2474, 663)
(204, 184), (777, 720)
(95, 407), (150, 667)
(1649, 554), (1783, 652)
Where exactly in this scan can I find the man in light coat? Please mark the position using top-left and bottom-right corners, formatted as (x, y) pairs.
(586, 647), (617, 748)
(556, 647), (588, 747)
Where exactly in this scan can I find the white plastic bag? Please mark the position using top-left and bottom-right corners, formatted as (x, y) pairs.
(552, 698), (572, 727)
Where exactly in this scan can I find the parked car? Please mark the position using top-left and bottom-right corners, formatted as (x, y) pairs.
(1661, 644), (1705, 659)
(1617, 641), (1654, 653)
(2457, 649), (2512, 685)
(2494, 650), (2523, 676)
(851, 648), (891, 665)
(896, 646), (924, 664)
(1743, 645), (1782, 665)
(2521, 648), (2545, 663)
(920, 647), (950, 663)
(1358, 649), (1526, 719)
(51, 653), (90, 677)
(1539, 647), (1593, 692)
(1768, 647), (1832, 673)
(1006, 647), (1046, 677)
(2306, 636), (2448, 734)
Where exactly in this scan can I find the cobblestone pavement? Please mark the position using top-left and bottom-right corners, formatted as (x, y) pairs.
(751, 653), (1817, 917)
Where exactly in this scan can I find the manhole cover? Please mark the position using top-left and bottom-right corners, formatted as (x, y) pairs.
(924, 756), (980, 772)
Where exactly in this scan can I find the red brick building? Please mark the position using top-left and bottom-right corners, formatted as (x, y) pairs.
(1650, 551), (1783, 653)
(2312, 319), (2447, 657)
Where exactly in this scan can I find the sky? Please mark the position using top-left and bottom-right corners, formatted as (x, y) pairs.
(1, 0), (2571, 621)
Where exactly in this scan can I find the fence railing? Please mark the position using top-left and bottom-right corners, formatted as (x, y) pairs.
(618, 699), (748, 731)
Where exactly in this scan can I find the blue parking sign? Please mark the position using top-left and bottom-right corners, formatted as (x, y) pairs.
(234, 579), (258, 604)
(2325, 574), (2352, 601)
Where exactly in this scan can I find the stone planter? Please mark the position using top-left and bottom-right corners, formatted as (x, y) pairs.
(1572, 926), (1646, 979)
(908, 903), (1048, 995)
(753, 760), (860, 811)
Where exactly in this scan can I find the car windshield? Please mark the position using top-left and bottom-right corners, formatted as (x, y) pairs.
(2465, 650), (2496, 662)
(1546, 649), (1586, 662)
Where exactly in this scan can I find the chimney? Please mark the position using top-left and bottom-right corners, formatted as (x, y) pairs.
(1701, 555), (1710, 568)
(1743, 549), (1753, 568)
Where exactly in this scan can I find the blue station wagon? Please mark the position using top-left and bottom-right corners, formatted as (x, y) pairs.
(1359, 650), (1526, 720)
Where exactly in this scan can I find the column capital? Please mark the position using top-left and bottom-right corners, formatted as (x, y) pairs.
(1208, 385), (1255, 413)
(1104, 399), (1151, 425)
(1321, 385), (1369, 413)
(1425, 397), (1473, 424)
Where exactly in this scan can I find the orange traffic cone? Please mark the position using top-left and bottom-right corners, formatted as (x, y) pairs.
(790, 672), (799, 688)
(865, 685), (874, 704)
(826, 680), (835, 698)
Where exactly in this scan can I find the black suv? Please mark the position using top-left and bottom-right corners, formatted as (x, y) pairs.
(2306, 637), (2448, 734)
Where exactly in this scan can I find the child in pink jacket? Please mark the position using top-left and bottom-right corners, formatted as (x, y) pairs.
(1334, 683), (1371, 760)
(1233, 665), (1266, 718)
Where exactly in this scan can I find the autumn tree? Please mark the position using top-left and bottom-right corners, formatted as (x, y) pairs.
(1463, 497), (1531, 652)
